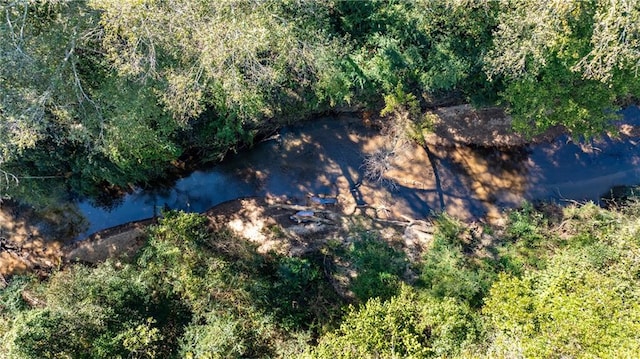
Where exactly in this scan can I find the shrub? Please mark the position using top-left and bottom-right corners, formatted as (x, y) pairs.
(307, 285), (481, 359)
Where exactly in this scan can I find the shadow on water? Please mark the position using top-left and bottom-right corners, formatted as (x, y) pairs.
(424, 145), (446, 212)
(523, 105), (640, 204)
(13, 106), (640, 241)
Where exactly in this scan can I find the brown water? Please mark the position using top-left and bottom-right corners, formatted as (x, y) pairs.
(2, 107), (640, 274)
(71, 106), (640, 238)
(69, 106), (640, 237)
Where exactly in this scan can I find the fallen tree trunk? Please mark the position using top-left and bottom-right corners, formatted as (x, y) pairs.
(269, 203), (336, 214)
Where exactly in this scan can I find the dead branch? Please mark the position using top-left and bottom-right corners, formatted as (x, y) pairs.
(290, 214), (334, 224)
(371, 218), (412, 226)
(21, 290), (46, 308)
(269, 203), (336, 214)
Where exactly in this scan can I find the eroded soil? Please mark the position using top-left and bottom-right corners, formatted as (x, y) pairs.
(2, 105), (639, 277)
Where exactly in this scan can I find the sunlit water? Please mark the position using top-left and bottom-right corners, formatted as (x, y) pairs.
(75, 106), (640, 239)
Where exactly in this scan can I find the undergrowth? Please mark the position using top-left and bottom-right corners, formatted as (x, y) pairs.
(2, 200), (640, 358)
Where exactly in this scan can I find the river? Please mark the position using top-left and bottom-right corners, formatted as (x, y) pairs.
(74, 106), (640, 239)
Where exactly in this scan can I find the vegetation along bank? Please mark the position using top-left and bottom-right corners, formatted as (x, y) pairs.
(1, 1), (640, 358)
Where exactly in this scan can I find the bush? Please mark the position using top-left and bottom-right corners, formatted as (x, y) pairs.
(346, 232), (407, 301)
(307, 285), (481, 359)
(420, 215), (495, 308)
(483, 203), (640, 358)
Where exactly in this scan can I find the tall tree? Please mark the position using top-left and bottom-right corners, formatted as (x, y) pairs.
(0, 0), (180, 187)
(2, 0), (343, 191)
(91, 0), (341, 133)
(327, 0), (499, 111)
(0, 0), (102, 161)
(486, 0), (640, 136)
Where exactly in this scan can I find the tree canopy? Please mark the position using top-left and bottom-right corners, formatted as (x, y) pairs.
(487, 0), (640, 136)
(1, 0), (639, 196)
(3, 202), (640, 357)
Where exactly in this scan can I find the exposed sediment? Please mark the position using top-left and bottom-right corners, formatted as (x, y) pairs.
(2, 104), (639, 276)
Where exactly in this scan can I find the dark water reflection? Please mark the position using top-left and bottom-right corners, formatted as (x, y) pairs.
(76, 106), (640, 239)
(528, 106), (640, 201)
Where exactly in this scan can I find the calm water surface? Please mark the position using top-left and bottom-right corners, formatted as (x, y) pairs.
(76, 106), (640, 239)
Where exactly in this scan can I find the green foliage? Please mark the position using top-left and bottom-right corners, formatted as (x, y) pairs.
(331, 0), (499, 108)
(484, 252), (640, 357)
(269, 256), (325, 330)
(0, 275), (31, 315)
(497, 202), (626, 276)
(1, 263), (165, 359)
(500, 64), (621, 136)
(0, 211), (325, 358)
(1, 0), (342, 196)
(401, 112), (437, 146)
(482, 203), (640, 358)
(344, 231), (407, 302)
(487, 0), (640, 136)
(307, 285), (481, 359)
(138, 212), (228, 316)
(138, 213), (272, 358)
(92, 0), (339, 126)
(179, 312), (249, 359)
(415, 0), (500, 103)
(138, 211), (338, 357)
(497, 203), (551, 273)
(97, 77), (182, 176)
(0, 0), (184, 196)
(380, 83), (420, 118)
(4, 0), (636, 202)
(0, 1), (101, 160)
(8, 308), (92, 358)
(420, 215), (495, 307)
(562, 202), (621, 240)
(505, 203), (546, 241)
(0, 275), (32, 351)
(119, 318), (162, 359)
(3, 204), (640, 358)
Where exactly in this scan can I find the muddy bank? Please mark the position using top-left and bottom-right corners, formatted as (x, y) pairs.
(0, 194), (435, 277)
(64, 218), (154, 265)
(422, 104), (640, 147)
(2, 105), (640, 275)
(423, 104), (565, 147)
(0, 201), (87, 276)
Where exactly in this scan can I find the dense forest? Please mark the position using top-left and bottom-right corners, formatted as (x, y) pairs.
(1, 0), (639, 197)
(2, 0), (640, 358)
(2, 203), (640, 358)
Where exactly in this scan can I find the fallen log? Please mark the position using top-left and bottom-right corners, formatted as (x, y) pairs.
(269, 203), (336, 214)
(310, 196), (337, 205)
(290, 214), (334, 224)
(371, 218), (412, 226)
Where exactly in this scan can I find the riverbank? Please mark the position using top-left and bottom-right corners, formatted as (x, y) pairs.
(423, 104), (564, 147)
(3, 195), (640, 358)
(0, 188), (463, 278)
(2, 104), (639, 276)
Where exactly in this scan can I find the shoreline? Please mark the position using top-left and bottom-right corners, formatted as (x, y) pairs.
(2, 104), (640, 276)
